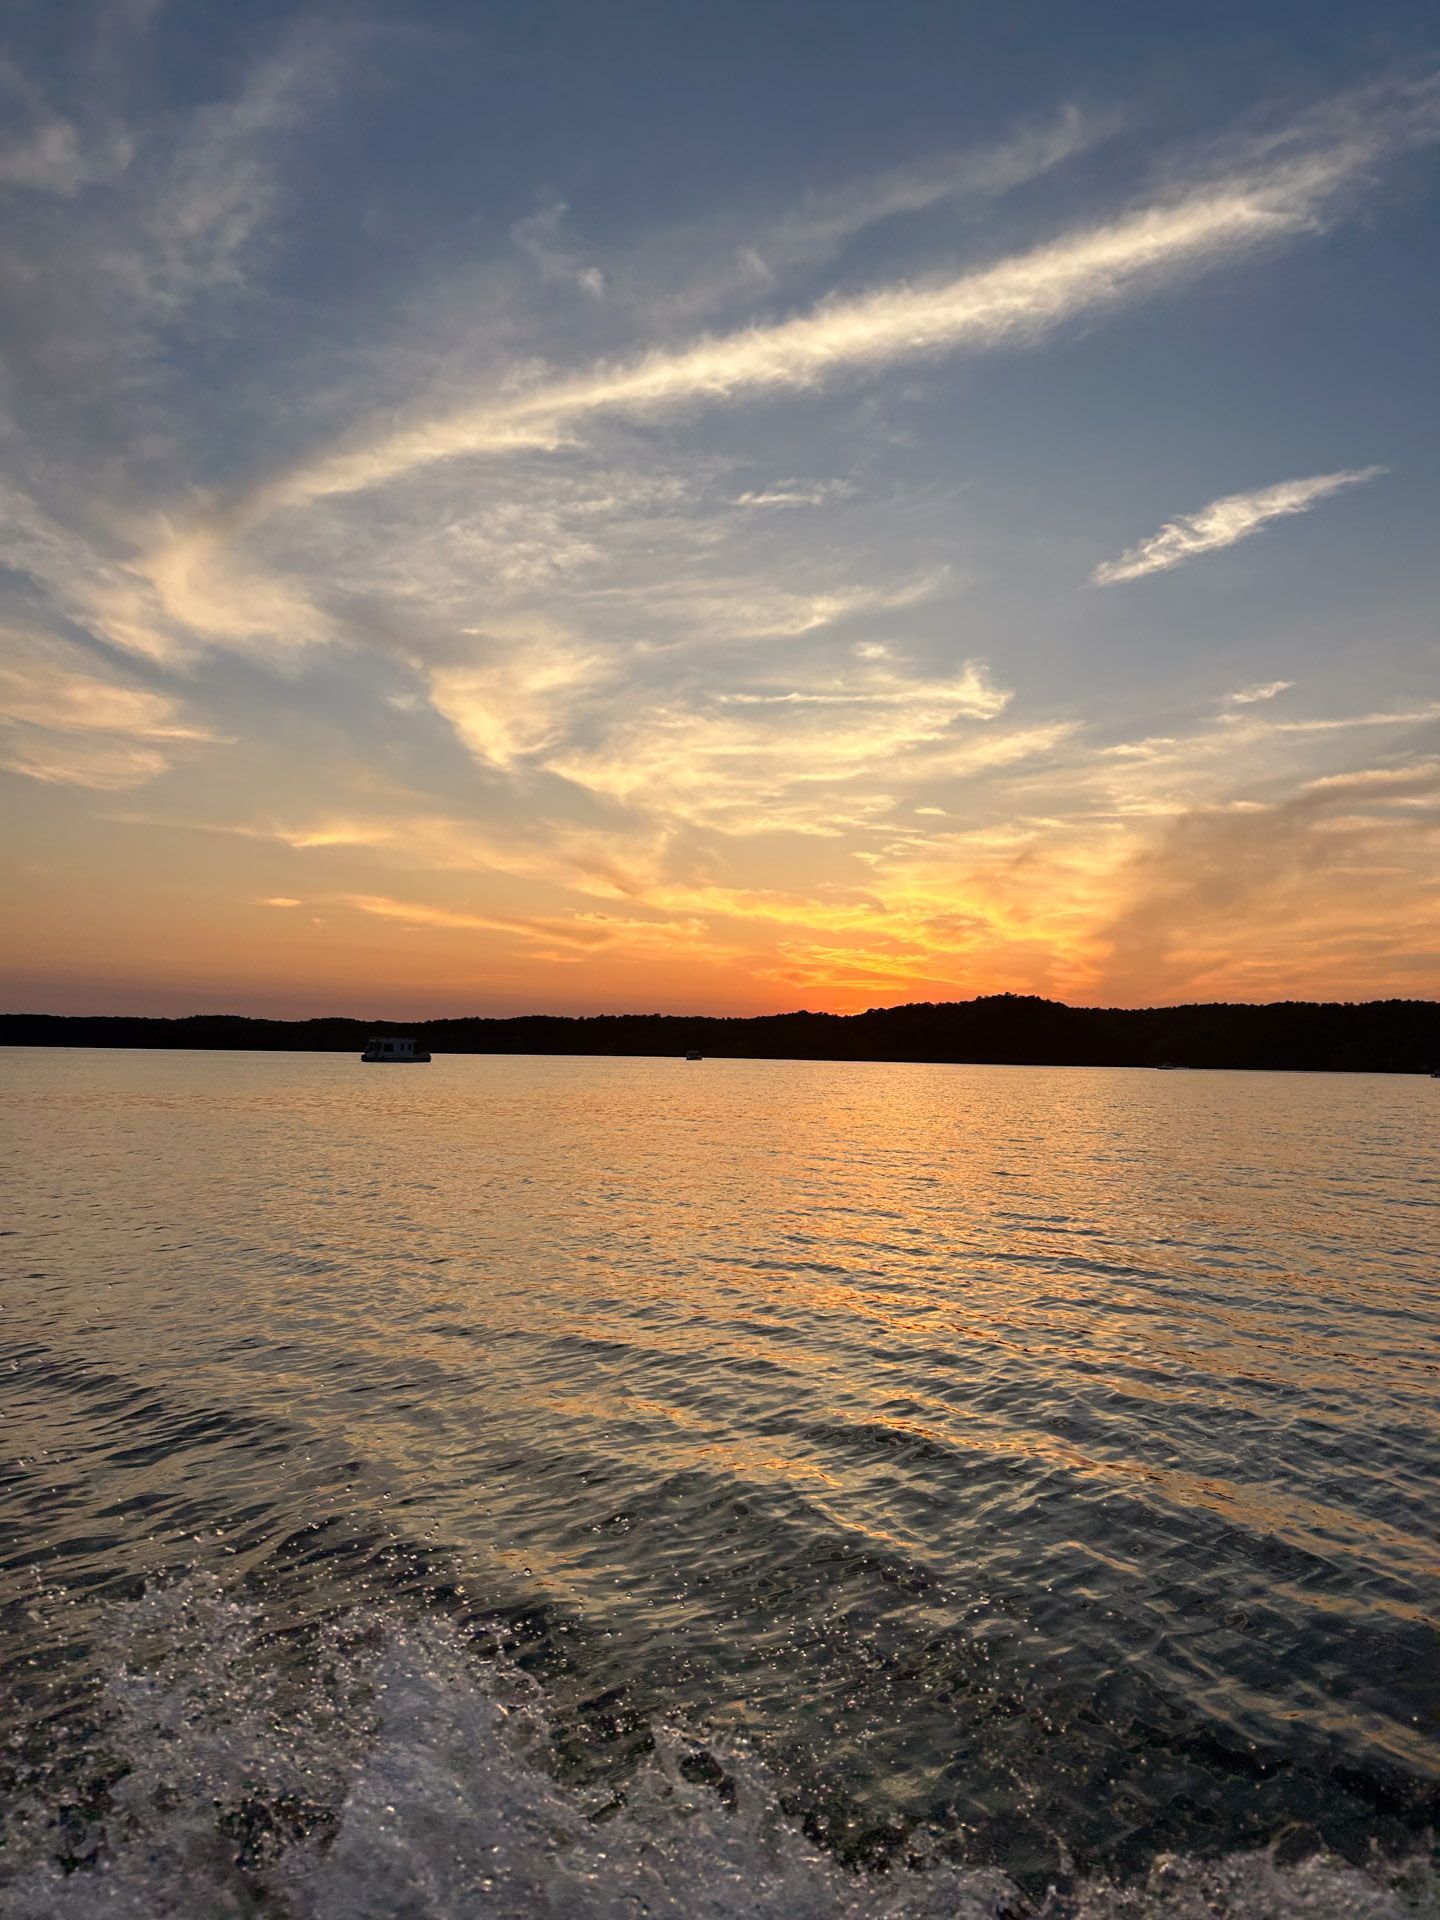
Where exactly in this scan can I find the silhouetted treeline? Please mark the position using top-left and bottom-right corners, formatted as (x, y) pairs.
(3, 995), (1438, 1072)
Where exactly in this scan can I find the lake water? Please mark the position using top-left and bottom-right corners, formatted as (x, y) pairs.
(1, 1047), (1436, 1917)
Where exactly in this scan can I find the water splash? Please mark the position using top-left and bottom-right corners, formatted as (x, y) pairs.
(1, 1580), (1431, 1920)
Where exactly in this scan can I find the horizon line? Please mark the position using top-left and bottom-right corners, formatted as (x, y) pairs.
(4, 993), (1437, 1024)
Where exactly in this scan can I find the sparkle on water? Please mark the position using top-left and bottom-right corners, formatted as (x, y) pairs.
(1, 1048), (1436, 1916)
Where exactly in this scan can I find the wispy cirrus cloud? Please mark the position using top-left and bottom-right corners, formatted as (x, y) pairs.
(133, 20), (356, 317)
(0, 15), (365, 665)
(337, 892), (614, 948)
(276, 76), (1439, 516)
(5, 22), (1439, 1016)
(545, 661), (1060, 834)
(0, 12), (356, 390)
(1098, 760), (1440, 1001)
(633, 104), (1116, 323)
(738, 105), (1112, 280)
(1226, 680), (1293, 705)
(732, 480), (854, 510)
(0, 628), (218, 789)
(0, 632), (208, 741)
(639, 568), (949, 645)
(0, 734), (180, 791)
(1091, 466), (1386, 585)
(0, 54), (133, 195)
(263, 174), (1396, 514)
(512, 200), (607, 299)
(426, 623), (608, 770)
(30, 69), (1437, 672)
(1054, 694), (1440, 824)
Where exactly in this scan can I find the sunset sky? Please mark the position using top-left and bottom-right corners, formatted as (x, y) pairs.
(2, 0), (1437, 1017)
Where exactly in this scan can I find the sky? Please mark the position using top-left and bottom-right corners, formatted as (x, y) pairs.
(1, 0), (1437, 1018)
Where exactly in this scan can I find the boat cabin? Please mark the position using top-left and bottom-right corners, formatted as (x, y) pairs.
(360, 1035), (431, 1063)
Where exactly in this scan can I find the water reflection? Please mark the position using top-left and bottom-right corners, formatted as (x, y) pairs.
(2, 1048), (1437, 1883)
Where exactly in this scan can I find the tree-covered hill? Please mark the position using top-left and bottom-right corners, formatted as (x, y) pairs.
(3, 995), (1438, 1072)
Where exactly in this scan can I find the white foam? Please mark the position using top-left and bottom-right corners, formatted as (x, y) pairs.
(0, 1580), (1430, 1919)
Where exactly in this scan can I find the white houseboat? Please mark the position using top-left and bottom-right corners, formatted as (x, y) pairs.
(360, 1035), (431, 1063)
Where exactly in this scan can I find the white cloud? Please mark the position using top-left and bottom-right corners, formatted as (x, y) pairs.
(752, 106), (1111, 274)
(0, 631), (208, 739)
(544, 658), (1029, 830)
(733, 480), (852, 510)
(426, 625), (609, 769)
(134, 20), (356, 314)
(640, 568), (948, 645)
(0, 733), (181, 790)
(0, 55), (132, 197)
(512, 200), (607, 299)
(1303, 761), (1440, 796)
(0, 20), (362, 668)
(58, 73), (1435, 674)
(337, 893), (605, 946)
(1226, 680), (1294, 704)
(1270, 703), (1440, 734)
(1091, 468), (1385, 585)
(2, 47), (1436, 1011)
(255, 86), (1440, 519)
(715, 662), (1006, 717)
(618, 106), (1115, 327)
(0, 628), (217, 788)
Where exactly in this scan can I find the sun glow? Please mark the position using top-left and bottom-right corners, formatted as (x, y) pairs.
(1, 29), (1436, 1016)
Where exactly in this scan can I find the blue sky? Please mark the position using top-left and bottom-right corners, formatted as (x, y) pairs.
(1, 0), (1437, 1015)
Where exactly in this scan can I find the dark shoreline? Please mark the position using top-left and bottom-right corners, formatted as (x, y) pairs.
(4, 994), (1437, 1073)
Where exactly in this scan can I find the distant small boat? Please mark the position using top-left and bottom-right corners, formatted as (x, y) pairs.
(360, 1035), (431, 1063)
(685, 1051), (702, 1061)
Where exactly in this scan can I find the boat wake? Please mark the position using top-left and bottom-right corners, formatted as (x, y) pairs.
(1, 1579), (1431, 1919)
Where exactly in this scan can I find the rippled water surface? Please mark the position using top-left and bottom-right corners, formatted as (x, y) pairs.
(2, 1047), (1437, 1915)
